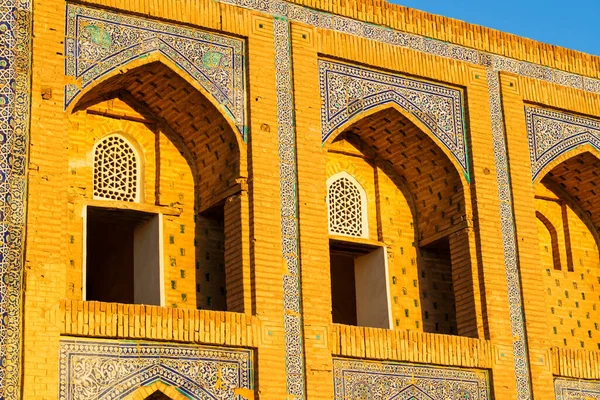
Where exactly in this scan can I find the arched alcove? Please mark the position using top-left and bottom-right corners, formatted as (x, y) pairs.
(67, 60), (250, 312)
(324, 106), (481, 338)
(534, 150), (600, 350)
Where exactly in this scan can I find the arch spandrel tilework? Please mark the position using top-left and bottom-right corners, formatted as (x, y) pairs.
(58, 338), (253, 400)
(64, 5), (247, 141)
(554, 378), (600, 399)
(526, 106), (600, 181)
(319, 60), (469, 181)
(332, 358), (490, 400)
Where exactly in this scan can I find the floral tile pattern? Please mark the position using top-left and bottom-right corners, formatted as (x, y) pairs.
(65, 5), (247, 140)
(554, 378), (600, 400)
(526, 106), (600, 181)
(333, 358), (490, 400)
(59, 338), (253, 400)
(273, 17), (306, 399)
(319, 60), (469, 180)
(0, 1), (33, 399)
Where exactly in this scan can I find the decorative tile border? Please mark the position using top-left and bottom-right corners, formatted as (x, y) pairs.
(319, 59), (469, 180)
(487, 70), (532, 400)
(333, 358), (490, 399)
(59, 338), (253, 400)
(5, 0), (600, 398)
(65, 4), (247, 141)
(273, 17), (306, 398)
(0, 1), (33, 399)
(526, 106), (600, 181)
(220, 0), (600, 96)
(555, 378), (600, 399)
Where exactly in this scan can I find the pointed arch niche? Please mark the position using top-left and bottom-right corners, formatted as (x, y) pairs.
(323, 99), (483, 338)
(65, 4), (247, 141)
(67, 57), (251, 314)
(533, 149), (600, 350)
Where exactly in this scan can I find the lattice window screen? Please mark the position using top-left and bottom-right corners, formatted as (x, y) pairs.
(93, 135), (139, 202)
(327, 174), (367, 237)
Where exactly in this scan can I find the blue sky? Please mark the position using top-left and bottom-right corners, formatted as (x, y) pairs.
(388, 0), (598, 56)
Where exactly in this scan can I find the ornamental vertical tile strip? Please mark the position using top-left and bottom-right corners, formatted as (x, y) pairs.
(58, 338), (253, 399)
(65, 5), (247, 141)
(333, 358), (491, 399)
(554, 378), (600, 400)
(525, 106), (600, 181)
(0, 1), (33, 399)
(273, 17), (306, 399)
(318, 59), (469, 181)
(487, 70), (532, 400)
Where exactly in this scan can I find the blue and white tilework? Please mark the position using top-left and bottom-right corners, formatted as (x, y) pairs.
(0, 0), (32, 398)
(319, 60), (469, 180)
(219, 0), (600, 96)
(65, 4), (247, 140)
(59, 338), (253, 400)
(554, 378), (600, 400)
(526, 106), (600, 181)
(273, 17), (306, 399)
(487, 70), (532, 400)
(333, 358), (490, 400)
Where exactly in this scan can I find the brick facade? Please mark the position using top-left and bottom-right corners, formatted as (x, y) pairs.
(2, 0), (600, 399)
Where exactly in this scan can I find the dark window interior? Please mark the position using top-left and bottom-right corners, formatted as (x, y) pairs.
(86, 206), (159, 305)
(419, 237), (457, 334)
(329, 240), (378, 326)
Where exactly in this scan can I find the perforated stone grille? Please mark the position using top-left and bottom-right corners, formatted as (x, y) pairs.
(93, 135), (138, 202)
(328, 176), (364, 237)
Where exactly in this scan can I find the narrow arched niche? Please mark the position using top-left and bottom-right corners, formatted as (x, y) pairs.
(534, 151), (600, 350)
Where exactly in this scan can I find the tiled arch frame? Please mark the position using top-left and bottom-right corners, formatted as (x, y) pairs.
(58, 339), (254, 400)
(319, 60), (470, 182)
(526, 106), (600, 182)
(64, 4), (247, 142)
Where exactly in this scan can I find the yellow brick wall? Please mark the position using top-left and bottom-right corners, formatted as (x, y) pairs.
(21, 0), (600, 398)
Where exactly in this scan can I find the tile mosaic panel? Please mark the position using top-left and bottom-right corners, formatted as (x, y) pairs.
(65, 5), (247, 140)
(59, 338), (253, 400)
(555, 378), (600, 400)
(319, 60), (469, 180)
(333, 358), (490, 400)
(273, 17), (306, 399)
(0, 0), (33, 399)
(526, 106), (600, 181)
(487, 70), (532, 400)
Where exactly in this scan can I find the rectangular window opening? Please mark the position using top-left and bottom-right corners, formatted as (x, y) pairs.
(329, 239), (392, 329)
(85, 206), (162, 306)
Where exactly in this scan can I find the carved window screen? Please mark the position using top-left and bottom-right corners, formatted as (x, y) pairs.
(327, 173), (368, 237)
(93, 135), (139, 202)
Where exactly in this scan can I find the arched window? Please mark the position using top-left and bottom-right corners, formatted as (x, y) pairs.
(93, 134), (140, 202)
(327, 172), (368, 238)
